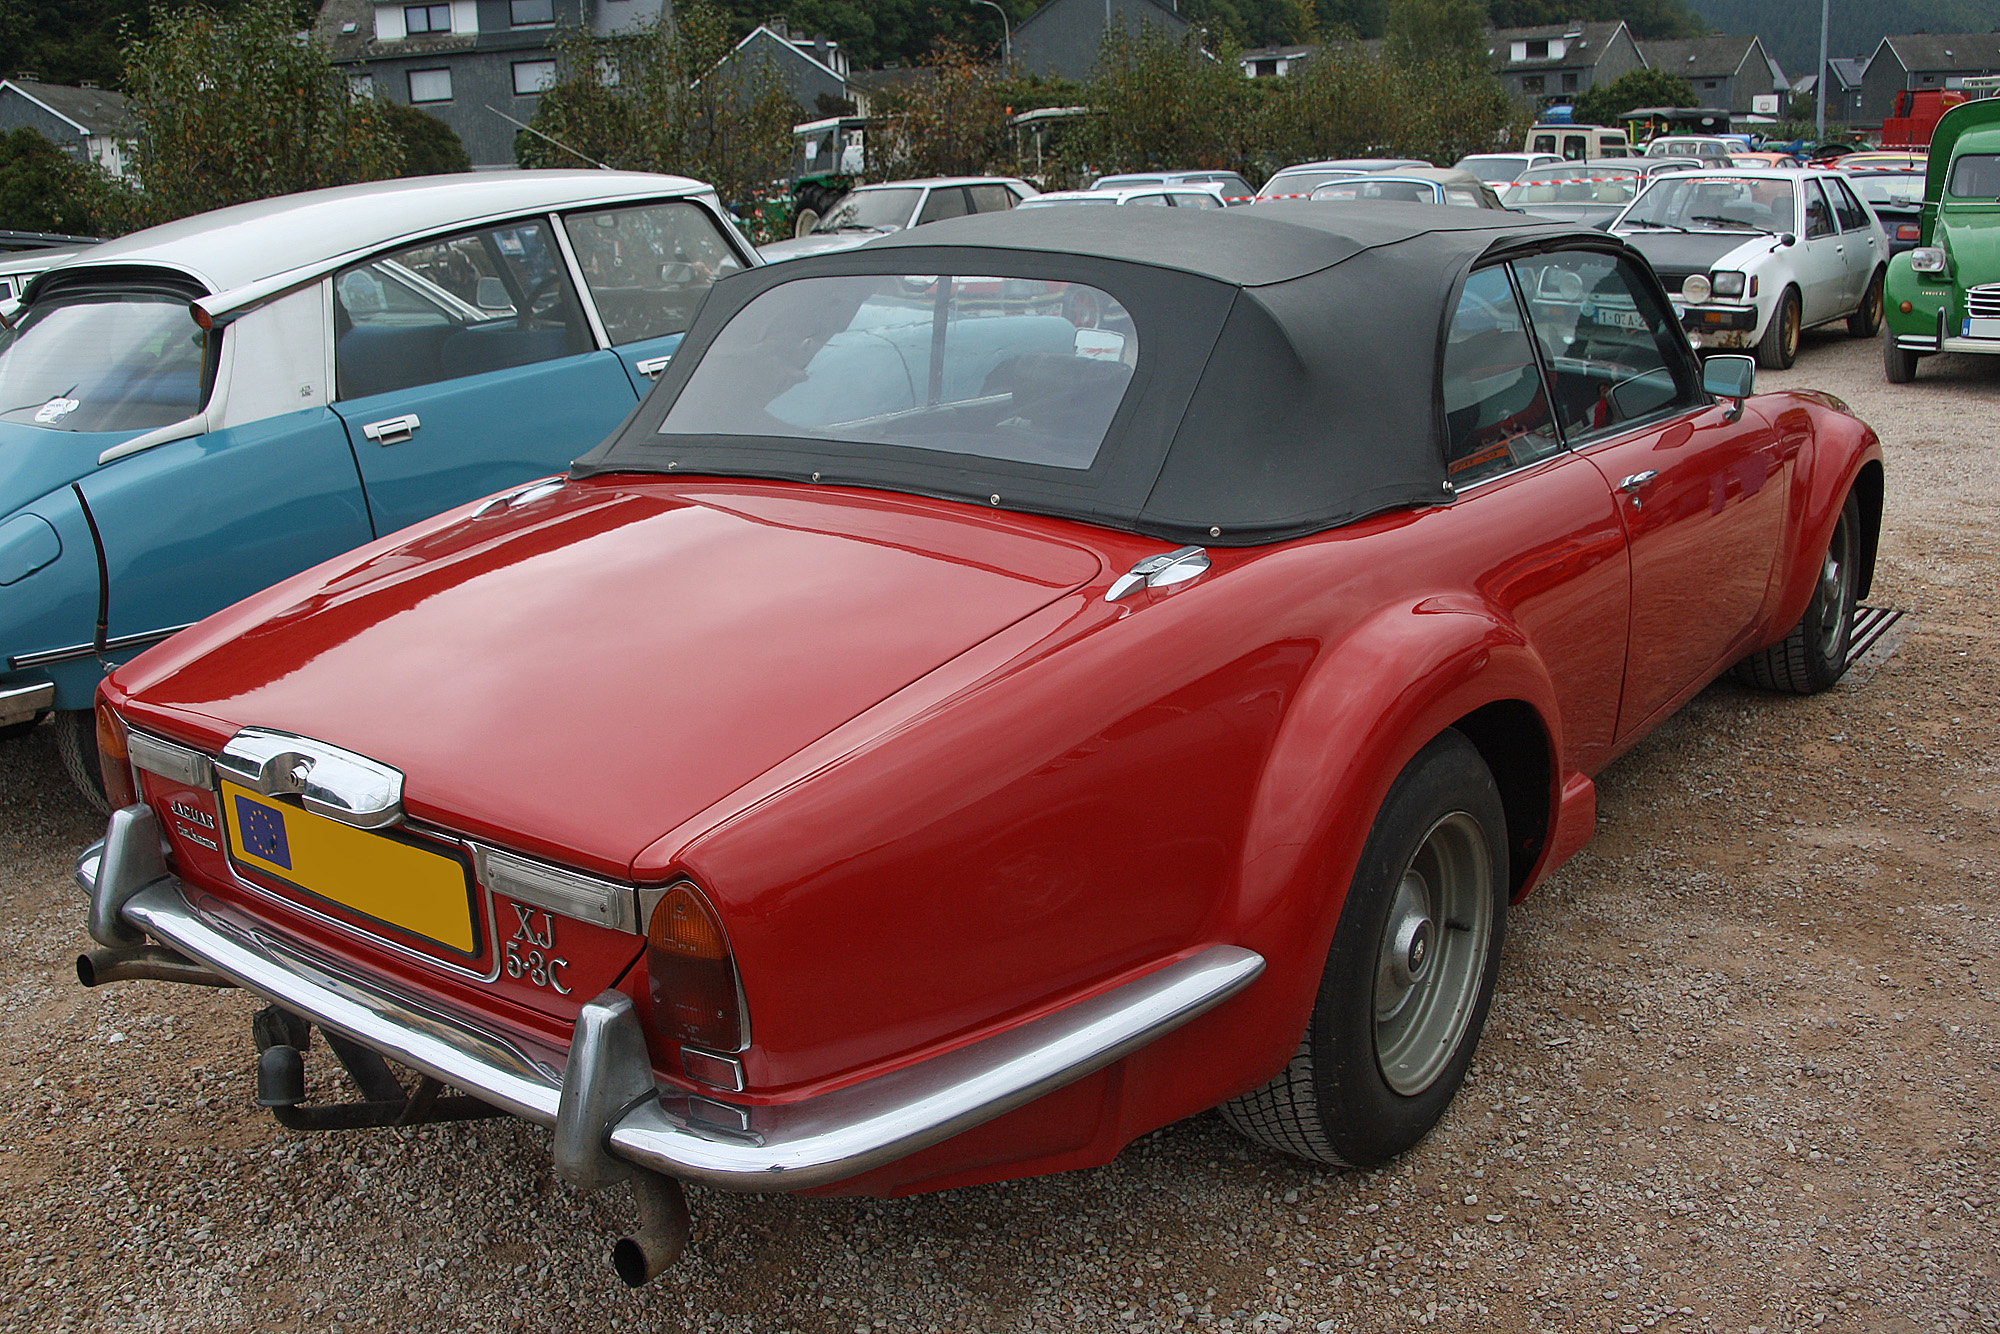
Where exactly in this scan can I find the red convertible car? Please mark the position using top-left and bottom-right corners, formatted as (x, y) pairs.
(75, 205), (1882, 1283)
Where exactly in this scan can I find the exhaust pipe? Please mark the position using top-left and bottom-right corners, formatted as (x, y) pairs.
(77, 944), (235, 989)
(610, 1170), (691, 1287)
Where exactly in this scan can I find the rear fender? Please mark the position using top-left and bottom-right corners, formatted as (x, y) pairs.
(2, 486), (104, 711)
(1754, 402), (1885, 651)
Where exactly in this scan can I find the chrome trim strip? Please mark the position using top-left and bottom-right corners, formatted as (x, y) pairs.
(606, 945), (1266, 1192)
(1940, 336), (2000, 354)
(115, 877), (563, 1125)
(8, 623), (196, 670)
(1895, 335), (1941, 350)
(127, 729), (214, 788)
(0, 681), (54, 728)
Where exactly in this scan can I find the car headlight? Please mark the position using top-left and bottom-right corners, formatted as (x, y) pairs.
(1910, 247), (1948, 274)
(1680, 274), (1711, 303)
(1710, 270), (1746, 298)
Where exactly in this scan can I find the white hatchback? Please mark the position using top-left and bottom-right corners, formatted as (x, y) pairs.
(1611, 169), (1888, 368)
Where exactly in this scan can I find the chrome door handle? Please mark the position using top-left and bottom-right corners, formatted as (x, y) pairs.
(636, 355), (672, 379)
(1619, 470), (1658, 493)
(361, 414), (421, 445)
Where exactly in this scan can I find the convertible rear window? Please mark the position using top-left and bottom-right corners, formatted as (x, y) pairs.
(0, 291), (207, 432)
(657, 275), (1138, 470)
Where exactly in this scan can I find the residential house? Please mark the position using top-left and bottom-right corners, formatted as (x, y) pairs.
(0, 78), (131, 177)
(1637, 34), (1787, 117)
(1807, 57), (1869, 127)
(1239, 43), (1317, 78)
(715, 19), (852, 119)
(315, 0), (670, 169)
(1487, 21), (1647, 111)
(1013, 0), (1193, 85)
(1858, 32), (2000, 125)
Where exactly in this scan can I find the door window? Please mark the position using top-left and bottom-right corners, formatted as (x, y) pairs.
(1803, 181), (1836, 239)
(334, 219), (591, 400)
(562, 200), (745, 346)
(1829, 177), (1870, 231)
(1562, 134), (1589, 161)
(1170, 192), (1222, 208)
(1128, 193), (1169, 206)
(1512, 250), (1697, 444)
(916, 188), (972, 225)
(1439, 266), (1560, 487)
(966, 184), (1019, 213)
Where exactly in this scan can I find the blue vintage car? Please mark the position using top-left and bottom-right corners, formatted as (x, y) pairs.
(0, 171), (755, 794)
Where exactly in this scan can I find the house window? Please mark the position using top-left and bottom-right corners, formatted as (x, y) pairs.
(510, 0), (554, 24)
(408, 67), (453, 102)
(1522, 75), (1545, 93)
(512, 60), (556, 95)
(1525, 39), (1548, 58)
(1252, 58), (1277, 76)
(348, 74), (376, 98)
(405, 4), (451, 33)
(1561, 72), (1578, 90)
(1701, 79), (1719, 89)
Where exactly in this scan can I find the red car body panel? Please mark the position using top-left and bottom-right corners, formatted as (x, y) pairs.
(100, 389), (1882, 1197)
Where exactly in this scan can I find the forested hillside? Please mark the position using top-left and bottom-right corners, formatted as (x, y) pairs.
(1688, 0), (2000, 73)
(0, 0), (312, 89)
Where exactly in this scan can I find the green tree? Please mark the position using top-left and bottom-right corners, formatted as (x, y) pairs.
(116, 0), (403, 227)
(0, 127), (100, 234)
(378, 101), (472, 176)
(1383, 0), (1488, 72)
(1572, 66), (1697, 126)
(520, 0), (795, 215)
(1072, 22), (1261, 179)
(867, 44), (1011, 180)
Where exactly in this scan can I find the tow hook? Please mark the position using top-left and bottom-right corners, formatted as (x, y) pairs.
(612, 1170), (691, 1286)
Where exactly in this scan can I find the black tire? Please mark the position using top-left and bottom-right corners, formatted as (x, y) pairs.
(53, 708), (110, 813)
(1848, 268), (1885, 337)
(1734, 489), (1862, 694)
(1756, 286), (1801, 369)
(1883, 332), (1919, 384)
(1220, 730), (1508, 1168)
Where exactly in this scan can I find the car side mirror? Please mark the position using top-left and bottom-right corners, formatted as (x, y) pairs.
(1702, 354), (1755, 420)
(475, 276), (512, 311)
(1778, 232), (1797, 247)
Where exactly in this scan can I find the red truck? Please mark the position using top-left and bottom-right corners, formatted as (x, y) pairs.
(1881, 89), (1967, 148)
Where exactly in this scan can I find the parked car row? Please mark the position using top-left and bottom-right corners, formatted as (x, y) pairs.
(7, 155), (1889, 1288)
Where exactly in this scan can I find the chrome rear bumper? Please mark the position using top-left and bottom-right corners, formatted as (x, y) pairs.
(77, 812), (1265, 1193)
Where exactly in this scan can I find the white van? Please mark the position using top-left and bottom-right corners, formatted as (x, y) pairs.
(1525, 124), (1633, 160)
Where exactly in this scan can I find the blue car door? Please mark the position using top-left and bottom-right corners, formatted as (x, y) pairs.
(327, 216), (640, 536)
(557, 198), (751, 396)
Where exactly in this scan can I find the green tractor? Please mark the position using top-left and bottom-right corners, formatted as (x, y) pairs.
(789, 116), (871, 238)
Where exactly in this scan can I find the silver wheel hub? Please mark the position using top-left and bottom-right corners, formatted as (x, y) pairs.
(1371, 812), (1496, 1096)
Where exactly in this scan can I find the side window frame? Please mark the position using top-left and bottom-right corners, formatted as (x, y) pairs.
(1803, 179), (1837, 239)
(554, 197), (755, 348)
(1831, 177), (1870, 232)
(1433, 259), (1568, 494)
(1507, 245), (1706, 451)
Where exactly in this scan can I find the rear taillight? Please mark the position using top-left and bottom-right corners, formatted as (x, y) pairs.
(94, 700), (137, 809)
(1896, 224), (1920, 241)
(645, 882), (746, 1052)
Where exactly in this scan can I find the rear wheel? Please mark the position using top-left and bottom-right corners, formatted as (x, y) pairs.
(54, 708), (109, 813)
(1220, 730), (1507, 1168)
(1756, 286), (1801, 369)
(1734, 489), (1861, 694)
(1883, 332), (1919, 384)
(1848, 269), (1885, 337)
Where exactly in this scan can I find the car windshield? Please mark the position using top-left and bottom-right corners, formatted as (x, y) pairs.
(1621, 176), (1793, 233)
(1851, 173), (1925, 207)
(1459, 157), (1528, 182)
(1091, 176), (1162, 189)
(1311, 179), (1437, 203)
(1500, 167), (1640, 207)
(1260, 169), (1359, 196)
(813, 188), (924, 234)
(1018, 196), (1119, 206)
(658, 274), (1138, 471)
(0, 291), (206, 432)
(1947, 154), (2000, 199)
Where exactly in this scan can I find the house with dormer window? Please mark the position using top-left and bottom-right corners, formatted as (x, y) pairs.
(1637, 35), (1786, 117)
(314, 0), (669, 168)
(1488, 21), (1645, 109)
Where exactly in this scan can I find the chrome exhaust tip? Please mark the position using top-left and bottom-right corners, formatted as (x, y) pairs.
(610, 1171), (691, 1286)
(77, 944), (234, 989)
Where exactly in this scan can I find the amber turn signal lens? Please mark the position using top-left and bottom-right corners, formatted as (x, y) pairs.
(93, 700), (137, 810)
(646, 883), (746, 1052)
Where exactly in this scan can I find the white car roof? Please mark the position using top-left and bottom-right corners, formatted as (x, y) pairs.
(1023, 186), (1222, 204)
(41, 170), (714, 299)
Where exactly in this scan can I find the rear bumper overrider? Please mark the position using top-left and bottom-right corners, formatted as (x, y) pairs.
(76, 807), (1265, 1194)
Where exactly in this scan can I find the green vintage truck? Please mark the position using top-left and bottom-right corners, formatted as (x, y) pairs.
(1883, 96), (2000, 381)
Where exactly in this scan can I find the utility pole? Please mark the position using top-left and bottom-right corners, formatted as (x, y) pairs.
(1816, 0), (1830, 140)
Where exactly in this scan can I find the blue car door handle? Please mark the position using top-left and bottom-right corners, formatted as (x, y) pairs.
(362, 414), (422, 446)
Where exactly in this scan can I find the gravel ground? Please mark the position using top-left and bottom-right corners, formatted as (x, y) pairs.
(2, 330), (1996, 1334)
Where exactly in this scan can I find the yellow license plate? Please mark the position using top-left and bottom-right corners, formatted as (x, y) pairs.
(220, 780), (478, 955)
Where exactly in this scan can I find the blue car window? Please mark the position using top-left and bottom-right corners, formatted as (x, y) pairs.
(334, 219), (591, 400)
(0, 292), (208, 432)
(661, 275), (1138, 471)
(562, 201), (744, 346)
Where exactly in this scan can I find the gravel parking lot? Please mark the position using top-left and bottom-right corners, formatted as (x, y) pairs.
(2, 330), (1995, 1334)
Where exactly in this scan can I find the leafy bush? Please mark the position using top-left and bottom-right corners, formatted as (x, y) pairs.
(0, 128), (102, 235)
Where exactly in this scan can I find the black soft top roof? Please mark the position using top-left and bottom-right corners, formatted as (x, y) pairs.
(574, 203), (1625, 546)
